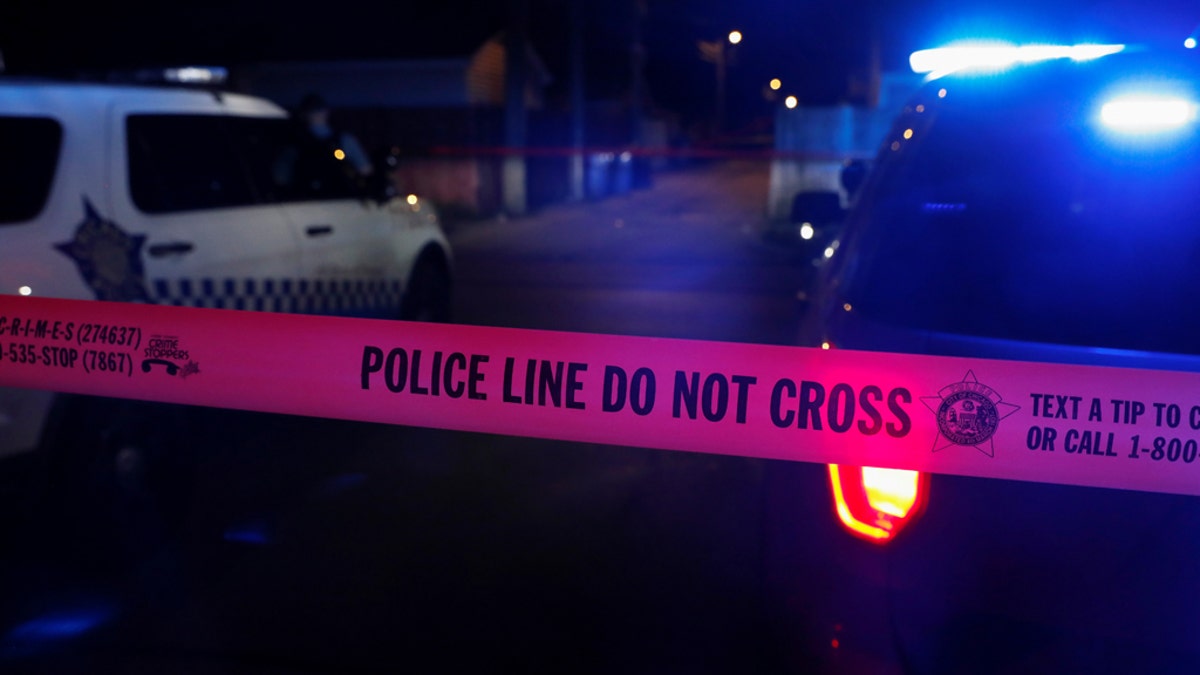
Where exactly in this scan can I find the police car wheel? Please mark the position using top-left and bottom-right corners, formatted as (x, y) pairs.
(42, 395), (196, 572)
(400, 254), (451, 322)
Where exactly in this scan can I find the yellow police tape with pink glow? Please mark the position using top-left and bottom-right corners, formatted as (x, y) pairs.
(3, 295), (1199, 496)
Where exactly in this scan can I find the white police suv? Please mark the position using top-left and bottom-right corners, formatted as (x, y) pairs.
(0, 69), (453, 462)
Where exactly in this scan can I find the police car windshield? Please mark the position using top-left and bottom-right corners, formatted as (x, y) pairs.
(845, 55), (1200, 355)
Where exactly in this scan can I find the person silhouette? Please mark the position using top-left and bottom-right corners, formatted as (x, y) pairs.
(296, 92), (374, 179)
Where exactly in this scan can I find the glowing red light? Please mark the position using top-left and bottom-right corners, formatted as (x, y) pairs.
(828, 464), (928, 543)
(819, 339), (928, 543)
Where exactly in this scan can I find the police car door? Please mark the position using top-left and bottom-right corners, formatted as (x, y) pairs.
(107, 94), (303, 314)
(250, 123), (404, 319)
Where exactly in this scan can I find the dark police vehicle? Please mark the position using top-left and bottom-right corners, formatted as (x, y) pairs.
(794, 42), (1200, 672)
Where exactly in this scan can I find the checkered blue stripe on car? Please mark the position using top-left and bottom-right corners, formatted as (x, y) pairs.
(150, 278), (404, 316)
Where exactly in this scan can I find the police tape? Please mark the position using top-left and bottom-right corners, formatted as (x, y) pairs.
(4, 295), (1200, 497)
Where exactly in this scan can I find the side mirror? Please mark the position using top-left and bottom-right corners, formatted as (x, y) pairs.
(790, 190), (845, 225)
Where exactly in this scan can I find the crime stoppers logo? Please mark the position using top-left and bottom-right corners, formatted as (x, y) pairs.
(141, 334), (200, 379)
(922, 371), (1018, 457)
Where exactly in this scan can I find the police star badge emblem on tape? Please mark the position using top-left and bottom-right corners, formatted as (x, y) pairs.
(922, 371), (1019, 457)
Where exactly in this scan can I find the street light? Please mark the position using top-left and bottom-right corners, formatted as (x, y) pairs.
(728, 30), (743, 45)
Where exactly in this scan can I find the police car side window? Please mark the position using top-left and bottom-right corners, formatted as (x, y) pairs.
(231, 117), (360, 204)
(127, 114), (258, 214)
(0, 116), (62, 224)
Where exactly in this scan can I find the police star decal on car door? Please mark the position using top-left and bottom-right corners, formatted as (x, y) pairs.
(55, 197), (150, 302)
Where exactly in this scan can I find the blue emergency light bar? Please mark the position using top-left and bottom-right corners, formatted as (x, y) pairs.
(162, 66), (227, 85)
(910, 42), (1125, 77)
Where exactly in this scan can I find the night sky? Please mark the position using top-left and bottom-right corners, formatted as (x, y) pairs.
(2, 0), (1197, 121)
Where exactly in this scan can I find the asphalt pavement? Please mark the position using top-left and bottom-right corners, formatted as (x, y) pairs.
(444, 160), (820, 345)
(445, 159), (817, 268)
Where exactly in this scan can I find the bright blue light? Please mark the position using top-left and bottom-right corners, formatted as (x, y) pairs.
(1186, 37), (1197, 49)
(1100, 95), (1199, 132)
(1, 603), (117, 658)
(909, 42), (1124, 77)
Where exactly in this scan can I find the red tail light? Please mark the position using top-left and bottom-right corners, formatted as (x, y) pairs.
(818, 340), (929, 541)
(828, 465), (929, 543)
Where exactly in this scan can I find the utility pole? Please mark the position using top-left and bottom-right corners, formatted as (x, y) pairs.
(503, 0), (529, 215)
(629, 0), (646, 145)
(569, 0), (585, 201)
(698, 31), (739, 136)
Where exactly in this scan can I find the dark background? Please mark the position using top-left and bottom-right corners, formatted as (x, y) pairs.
(4, 1), (1196, 121)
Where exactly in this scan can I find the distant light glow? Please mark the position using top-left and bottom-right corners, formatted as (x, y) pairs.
(902, 128), (913, 139)
(785, 95), (798, 109)
(937, 88), (947, 99)
(1100, 95), (1199, 131)
(922, 202), (967, 213)
(799, 223), (814, 240)
(820, 341), (831, 350)
(728, 30), (743, 45)
(406, 194), (419, 205)
(823, 246), (835, 259)
(915, 104), (925, 113)
(769, 78), (782, 90)
(333, 148), (346, 161)
(910, 42), (1124, 77)
(1187, 37), (1197, 49)
(17, 286), (31, 296)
